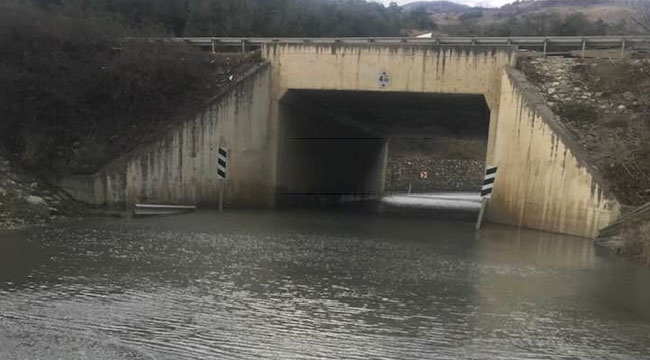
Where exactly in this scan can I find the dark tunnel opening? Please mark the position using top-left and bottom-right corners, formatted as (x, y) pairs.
(276, 90), (490, 208)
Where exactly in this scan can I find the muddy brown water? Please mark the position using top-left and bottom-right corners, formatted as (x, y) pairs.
(1, 210), (650, 359)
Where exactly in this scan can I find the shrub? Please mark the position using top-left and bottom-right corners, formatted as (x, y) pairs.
(555, 102), (599, 126)
(0, 1), (252, 174)
(622, 220), (650, 267)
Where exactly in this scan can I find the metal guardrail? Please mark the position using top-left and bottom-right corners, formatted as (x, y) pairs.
(598, 202), (650, 238)
(133, 204), (197, 216)
(166, 36), (650, 56)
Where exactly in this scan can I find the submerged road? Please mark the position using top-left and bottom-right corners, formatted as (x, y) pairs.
(1, 210), (650, 359)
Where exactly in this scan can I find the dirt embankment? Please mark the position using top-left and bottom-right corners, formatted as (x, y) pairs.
(519, 54), (650, 206)
(597, 208), (650, 267)
(0, 148), (87, 231)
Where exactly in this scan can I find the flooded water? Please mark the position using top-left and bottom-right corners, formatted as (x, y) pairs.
(1, 210), (650, 359)
(381, 192), (482, 212)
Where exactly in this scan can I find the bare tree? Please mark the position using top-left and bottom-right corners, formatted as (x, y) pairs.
(631, 1), (650, 34)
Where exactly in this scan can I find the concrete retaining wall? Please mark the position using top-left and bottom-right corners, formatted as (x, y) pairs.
(385, 159), (484, 193)
(488, 67), (621, 238)
(60, 63), (274, 208)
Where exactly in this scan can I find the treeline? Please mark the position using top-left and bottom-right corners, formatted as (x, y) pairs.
(31, 0), (632, 38)
(33, 0), (436, 37)
(0, 0), (256, 173)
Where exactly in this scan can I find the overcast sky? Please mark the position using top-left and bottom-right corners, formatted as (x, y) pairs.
(379, 0), (515, 7)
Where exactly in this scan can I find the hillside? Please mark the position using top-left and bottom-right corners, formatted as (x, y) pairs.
(0, 1), (262, 176)
(491, 0), (636, 23)
(407, 0), (639, 35)
(403, 1), (473, 13)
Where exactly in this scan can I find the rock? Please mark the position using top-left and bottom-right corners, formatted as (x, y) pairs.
(551, 82), (560, 87)
(547, 88), (556, 95)
(43, 196), (55, 201)
(618, 105), (626, 111)
(26, 195), (47, 206)
(0, 187), (6, 197)
(30, 182), (38, 188)
(623, 91), (635, 101)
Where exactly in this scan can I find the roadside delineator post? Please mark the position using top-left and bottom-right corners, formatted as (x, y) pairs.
(476, 166), (497, 230)
(217, 146), (228, 212)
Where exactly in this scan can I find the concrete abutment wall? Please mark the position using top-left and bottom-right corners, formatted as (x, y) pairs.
(488, 68), (621, 237)
(60, 63), (275, 208)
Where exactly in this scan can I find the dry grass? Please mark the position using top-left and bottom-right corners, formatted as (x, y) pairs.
(577, 59), (650, 94)
(555, 101), (599, 126)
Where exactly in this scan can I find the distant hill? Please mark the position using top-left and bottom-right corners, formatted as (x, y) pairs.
(493, 0), (638, 21)
(407, 0), (640, 34)
(402, 1), (474, 13)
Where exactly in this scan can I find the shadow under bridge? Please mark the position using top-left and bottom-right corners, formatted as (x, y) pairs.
(276, 89), (490, 207)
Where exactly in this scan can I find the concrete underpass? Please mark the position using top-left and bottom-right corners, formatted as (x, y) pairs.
(276, 90), (490, 207)
(64, 42), (622, 237)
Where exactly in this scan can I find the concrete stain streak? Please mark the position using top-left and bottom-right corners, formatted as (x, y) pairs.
(489, 68), (620, 237)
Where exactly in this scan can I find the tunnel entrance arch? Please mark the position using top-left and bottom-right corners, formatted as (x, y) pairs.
(276, 90), (491, 206)
(263, 43), (515, 206)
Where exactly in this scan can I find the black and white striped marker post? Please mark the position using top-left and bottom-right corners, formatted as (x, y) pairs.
(217, 147), (228, 212)
(476, 166), (497, 230)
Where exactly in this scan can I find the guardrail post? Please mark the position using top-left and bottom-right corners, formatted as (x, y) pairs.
(543, 38), (548, 57)
(581, 38), (586, 58)
(621, 39), (626, 59)
(211, 38), (216, 53)
(241, 39), (246, 53)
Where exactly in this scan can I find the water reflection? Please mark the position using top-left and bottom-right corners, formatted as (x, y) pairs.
(0, 211), (649, 359)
